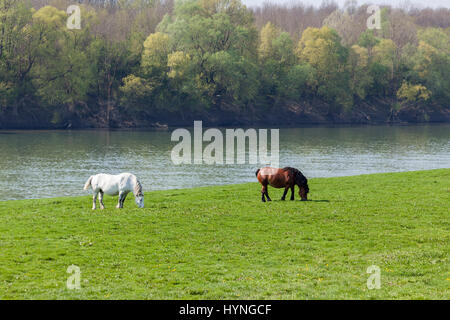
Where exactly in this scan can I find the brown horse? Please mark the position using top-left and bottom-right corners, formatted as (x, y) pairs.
(256, 167), (309, 202)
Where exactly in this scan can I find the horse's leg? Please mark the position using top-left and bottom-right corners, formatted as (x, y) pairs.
(265, 187), (271, 202)
(121, 192), (128, 208)
(261, 185), (266, 202)
(281, 187), (288, 200)
(290, 186), (295, 200)
(92, 192), (98, 210)
(99, 191), (105, 209)
(116, 192), (123, 209)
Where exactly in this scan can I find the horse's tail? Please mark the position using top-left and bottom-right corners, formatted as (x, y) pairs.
(255, 168), (260, 177)
(83, 176), (93, 190)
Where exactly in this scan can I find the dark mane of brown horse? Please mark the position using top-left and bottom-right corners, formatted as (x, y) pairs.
(282, 167), (298, 175)
(283, 167), (309, 191)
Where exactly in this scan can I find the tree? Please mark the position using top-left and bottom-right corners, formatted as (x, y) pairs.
(156, 0), (259, 107)
(281, 63), (316, 99)
(347, 45), (372, 99)
(141, 32), (171, 77)
(296, 26), (351, 108)
(411, 28), (450, 104)
(2, 0), (450, 128)
(32, 6), (92, 115)
(371, 38), (396, 95)
(397, 81), (430, 103)
(258, 22), (297, 98)
(0, 0), (37, 114)
(88, 37), (135, 126)
(120, 74), (154, 111)
(358, 29), (379, 56)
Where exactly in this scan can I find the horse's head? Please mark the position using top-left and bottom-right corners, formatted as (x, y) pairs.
(134, 180), (144, 208)
(135, 194), (144, 208)
(295, 171), (309, 201)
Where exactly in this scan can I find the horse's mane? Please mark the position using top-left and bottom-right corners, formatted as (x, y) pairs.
(282, 167), (301, 177)
(283, 167), (308, 189)
(134, 179), (143, 196)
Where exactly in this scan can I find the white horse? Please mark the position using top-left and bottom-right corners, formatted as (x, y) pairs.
(83, 173), (144, 209)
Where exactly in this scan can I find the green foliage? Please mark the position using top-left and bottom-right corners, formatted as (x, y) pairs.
(0, 0), (449, 125)
(141, 32), (171, 77)
(259, 22), (295, 65)
(279, 63), (316, 99)
(0, 0), (37, 109)
(368, 62), (391, 96)
(372, 39), (396, 72)
(257, 22), (298, 99)
(412, 28), (450, 104)
(120, 0), (261, 111)
(32, 6), (93, 109)
(162, 0), (259, 105)
(397, 81), (431, 102)
(348, 45), (373, 99)
(358, 29), (380, 51)
(120, 75), (154, 110)
(296, 26), (351, 108)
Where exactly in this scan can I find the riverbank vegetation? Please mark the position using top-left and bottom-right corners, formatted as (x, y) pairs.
(0, 169), (448, 299)
(0, 0), (449, 128)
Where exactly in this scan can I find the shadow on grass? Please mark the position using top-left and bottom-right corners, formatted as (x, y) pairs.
(268, 199), (330, 202)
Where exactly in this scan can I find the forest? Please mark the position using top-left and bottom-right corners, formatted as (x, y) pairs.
(0, 0), (449, 128)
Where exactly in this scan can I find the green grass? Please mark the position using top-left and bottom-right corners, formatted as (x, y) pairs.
(0, 169), (448, 300)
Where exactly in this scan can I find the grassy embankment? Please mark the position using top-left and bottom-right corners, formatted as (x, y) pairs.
(0, 169), (448, 299)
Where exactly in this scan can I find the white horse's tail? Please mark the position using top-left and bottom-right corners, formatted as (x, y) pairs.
(83, 176), (93, 190)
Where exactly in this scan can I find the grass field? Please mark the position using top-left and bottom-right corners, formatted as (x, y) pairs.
(0, 169), (448, 299)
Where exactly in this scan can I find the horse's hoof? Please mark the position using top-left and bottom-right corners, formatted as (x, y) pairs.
(267, 199), (272, 202)
(281, 198), (285, 201)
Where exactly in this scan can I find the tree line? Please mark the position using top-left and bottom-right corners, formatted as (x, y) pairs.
(0, 0), (449, 128)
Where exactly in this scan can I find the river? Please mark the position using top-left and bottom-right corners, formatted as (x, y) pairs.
(0, 124), (449, 200)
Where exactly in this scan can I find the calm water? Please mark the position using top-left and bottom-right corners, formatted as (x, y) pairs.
(0, 124), (449, 201)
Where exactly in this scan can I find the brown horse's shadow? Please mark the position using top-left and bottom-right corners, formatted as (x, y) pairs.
(271, 199), (330, 202)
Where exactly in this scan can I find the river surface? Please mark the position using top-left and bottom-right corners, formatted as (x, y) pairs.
(0, 124), (449, 200)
